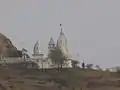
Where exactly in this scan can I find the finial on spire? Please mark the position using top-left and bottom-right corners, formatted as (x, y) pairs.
(60, 24), (62, 26)
(60, 24), (63, 35)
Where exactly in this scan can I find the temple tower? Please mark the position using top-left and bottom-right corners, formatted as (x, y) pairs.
(56, 24), (72, 68)
(56, 24), (69, 58)
(48, 37), (55, 53)
(32, 41), (44, 60)
(33, 40), (40, 56)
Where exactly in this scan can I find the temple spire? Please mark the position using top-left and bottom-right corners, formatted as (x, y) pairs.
(48, 37), (55, 51)
(33, 40), (40, 55)
(60, 24), (63, 35)
(56, 24), (69, 58)
(48, 36), (55, 45)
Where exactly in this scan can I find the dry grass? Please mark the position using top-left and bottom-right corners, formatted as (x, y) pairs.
(0, 65), (119, 90)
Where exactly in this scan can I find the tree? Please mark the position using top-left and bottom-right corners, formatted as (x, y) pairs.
(116, 67), (120, 73)
(96, 65), (102, 71)
(72, 60), (80, 68)
(21, 48), (28, 68)
(82, 62), (85, 69)
(48, 48), (67, 71)
(21, 48), (27, 54)
(86, 64), (93, 69)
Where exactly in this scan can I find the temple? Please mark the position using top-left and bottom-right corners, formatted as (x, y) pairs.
(31, 24), (74, 68)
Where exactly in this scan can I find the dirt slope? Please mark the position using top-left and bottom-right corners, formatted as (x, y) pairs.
(0, 65), (119, 90)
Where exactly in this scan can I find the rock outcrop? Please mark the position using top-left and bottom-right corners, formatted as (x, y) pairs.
(0, 33), (22, 57)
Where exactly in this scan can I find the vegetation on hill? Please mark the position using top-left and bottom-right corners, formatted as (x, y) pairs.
(48, 48), (66, 70)
(0, 33), (22, 57)
(0, 33), (119, 90)
(48, 48), (80, 71)
(0, 64), (119, 90)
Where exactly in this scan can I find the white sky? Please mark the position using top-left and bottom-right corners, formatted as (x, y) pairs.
(0, 0), (120, 68)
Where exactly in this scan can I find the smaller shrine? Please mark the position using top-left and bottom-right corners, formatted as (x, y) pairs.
(32, 41), (44, 60)
(32, 41), (49, 69)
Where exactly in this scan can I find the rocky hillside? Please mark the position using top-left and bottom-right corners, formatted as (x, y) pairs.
(0, 33), (22, 57)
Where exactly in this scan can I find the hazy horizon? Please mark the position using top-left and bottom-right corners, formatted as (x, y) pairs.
(0, 0), (120, 69)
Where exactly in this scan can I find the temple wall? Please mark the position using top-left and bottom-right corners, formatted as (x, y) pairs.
(0, 57), (73, 69)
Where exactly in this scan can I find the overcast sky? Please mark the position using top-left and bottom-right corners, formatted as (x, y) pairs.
(0, 0), (120, 69)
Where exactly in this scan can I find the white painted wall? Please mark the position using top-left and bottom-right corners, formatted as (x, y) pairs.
(0, 57), (73, 69)
(109, 67), (120, 72)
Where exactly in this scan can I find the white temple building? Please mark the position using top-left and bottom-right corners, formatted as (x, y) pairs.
(32, 41), (49, 69)
(31, 24), (73, 69)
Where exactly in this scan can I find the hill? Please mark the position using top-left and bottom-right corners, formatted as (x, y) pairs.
(0, 64), (120, 90)
(0, 33), (22, 57)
